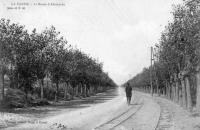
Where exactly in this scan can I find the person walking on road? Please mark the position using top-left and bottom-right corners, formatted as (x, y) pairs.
(125, 82), (132, 105)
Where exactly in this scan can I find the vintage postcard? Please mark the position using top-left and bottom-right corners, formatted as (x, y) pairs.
(0, 0), (200, 130)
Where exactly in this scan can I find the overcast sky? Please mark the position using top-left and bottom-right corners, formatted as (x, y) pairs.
(0, 0), (182, 85)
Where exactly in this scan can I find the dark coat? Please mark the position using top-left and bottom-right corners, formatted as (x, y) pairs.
(125, 85), (132, 97)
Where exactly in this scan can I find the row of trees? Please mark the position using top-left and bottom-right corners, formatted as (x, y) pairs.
(0, 19), (117, 105)
(127, 0), (200, 111)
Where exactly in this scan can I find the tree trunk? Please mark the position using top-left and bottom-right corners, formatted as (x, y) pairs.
(87, 84), (90, 96)
(46, 79), (49, 88)
(175, 81), (179, 103)
(77, 85), (79, 96)
(171, 85), (173, 100)
(87, 86), (89, 96)
(84, 84), (86, 97)
(168, 85), (171, 98)
(74, 86), (77, 97)
(64, 82), (68, 100)
(164, 85), (166, 96)
(178, 81), (182, 106)
(86, 84), (88, 96)
(172, 84), (175, 101)
(167, 82), (170, 98)
(196, 72), (200, 110)
(173, 85), (175, 101)
(55, 80), (59, 102)
(80, 83), (83, 96)
(156, 79), (159, 95)
(40, 79), (44, 100)
(17, 72), (20, 88)
(72, 87), (75, 99)
(75, 85), (77, 96)
(169, 84), (172, 99)
(185, 76), (192, 111)
(181, 78), (187, 108)
(174, 84), (177, 102)
(165, 82), (168, 97)
(10, 63), (13, 88)
(0, 73), (4, 101)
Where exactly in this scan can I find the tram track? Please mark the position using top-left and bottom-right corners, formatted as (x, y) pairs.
(94, 98), (144, 130)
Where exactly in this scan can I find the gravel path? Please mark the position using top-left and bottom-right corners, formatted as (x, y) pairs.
(155, 96), (200, 130)
(155, 99), (174, 130)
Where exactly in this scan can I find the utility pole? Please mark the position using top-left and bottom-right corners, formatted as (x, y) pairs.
(153, 47), (159, 95)
(150, 47), (153, 96)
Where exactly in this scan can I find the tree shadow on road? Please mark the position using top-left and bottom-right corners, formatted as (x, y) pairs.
(0, 89), (119, 119)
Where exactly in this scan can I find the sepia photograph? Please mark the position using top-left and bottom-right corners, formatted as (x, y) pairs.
(0, 0), (200, 130)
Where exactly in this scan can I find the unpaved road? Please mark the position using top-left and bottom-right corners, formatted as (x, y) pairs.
(4, 87), (132, 130)
(3, 87), (200, 130)
(6, 88), (159, 130)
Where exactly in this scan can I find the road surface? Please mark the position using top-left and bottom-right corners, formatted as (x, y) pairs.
(2, 87), (200, 130)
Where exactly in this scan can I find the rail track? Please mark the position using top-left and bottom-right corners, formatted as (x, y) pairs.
(94, 98), (144, 130)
